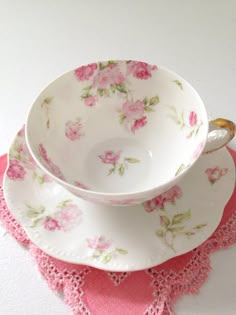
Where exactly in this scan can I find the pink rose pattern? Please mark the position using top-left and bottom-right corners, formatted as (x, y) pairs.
(38, 143), (65, 180)
(7, 160), (26, 180)
(98, 150), (140, 176)
(144, 185), (182, 212)
(65, 117), (84, 141)
(205, 166), (228, 184)
(26, 200), (82, 232)
(7, 126), (52, 184)
(75, 60), (158, 133)
(168, 107), (203, 138)
(144, 186), (207, 251)
(86, 236), (128, 264)
(126, 61), (157, 79)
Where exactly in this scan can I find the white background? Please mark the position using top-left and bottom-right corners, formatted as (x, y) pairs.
(0, 0), (236, 314)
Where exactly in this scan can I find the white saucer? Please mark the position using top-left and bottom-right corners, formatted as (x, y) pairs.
(3, 127), (235, 272)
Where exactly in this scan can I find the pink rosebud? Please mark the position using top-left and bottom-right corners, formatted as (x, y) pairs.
(84, 95), (97, 107)
(205, 167), (228, 184)
(122, 100), (145, 122)
(127, 61), (157, 80)
(75, 63), (98, 81)
(65, 118), (84, 141)
(92, 66), (125, 89)
(189, 111), (197, 127)
(44, 218), (61, 231)
(7, 160), (26, 180)
(87, 236), (111, 250)
(131, 116), (147, 133)
(99, 150), (121, 164)
(38, 144), (50, 163)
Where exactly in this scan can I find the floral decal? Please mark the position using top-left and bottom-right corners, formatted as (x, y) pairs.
(98, 150), (140, 176)
(41, 97), (53, 129)
(205, 166), (228, 184)
(65, 117), (84, 141)
(86, 236), (128, 264)
(74, 60), (159, 132)
(144, 185), (207, 251)
(144, 185), (182, 212)
(26, 200), (82, 231)
(7, 127), (52, 184)
(126, 61), (157, 79)
(7, 160), (26, 180)
(119, 96), (159, 133)
(168, 106), (202, 138)
(38, 144), (65, 180)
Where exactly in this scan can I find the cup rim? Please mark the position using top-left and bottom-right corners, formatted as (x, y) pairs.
(25, 60), (209, 198)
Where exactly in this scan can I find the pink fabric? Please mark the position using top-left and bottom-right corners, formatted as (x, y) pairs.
(0, 149), (236, 315)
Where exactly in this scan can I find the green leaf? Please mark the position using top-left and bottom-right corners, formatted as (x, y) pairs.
(185, 231), (195, 236)
(173, 80), (183, 90)
(57, 199), (72, 208)
(149, 96), (159, 105)
(102, 254), (112, 264)
(143, 97), (149, 105)
(125, 158), (140, 163)
(175, 163), (185, 176)
(160, 215), (170, 227)
(44, 96), (53, 104)
(99, 62), (107, 70)
(118, 164), (125, 176)
(116, 248), (128, 255)
(116, 83), (127, 94)
(110, 84), (116, 93)
(108, 60), (117, 65)
(98, 88), (104, 96)
(168, 226), (185, 233)
(172, 209), (191, 225)
(193, 224), (207, 230)
(119, 113), (126, 124)
(156, 229), (165, 237)
(144, 106), (155, 112)
(27, 210), (39, 218)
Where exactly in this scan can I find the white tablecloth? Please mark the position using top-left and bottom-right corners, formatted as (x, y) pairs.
(0, 1), (236, 314)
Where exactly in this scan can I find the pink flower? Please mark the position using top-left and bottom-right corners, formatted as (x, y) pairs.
(39, 144), (50, 163)
(189, 111), (197, 126)
(74, 63), (98, 81)
(44, 218), (61, 231)
(87, 236), (111, 250)
(74, 181), (90, 190)
(144, 185), (182, 212)
(205, 167), (228, 184)
(163, 185), (182, 202)
(84, 95), (97, 107)
(7, 160), (26, 180)
(92, 66), (125, 89)
(127, 61), (157, 79)
(122, 100), (145, 122)
(131, 116), (147, 133)
(65, 118), (84, 141)
(99, 150), (121, 164)
(56, 204), (81, 224)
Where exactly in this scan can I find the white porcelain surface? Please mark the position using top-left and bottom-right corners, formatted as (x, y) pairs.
(3, 128), (235, 271)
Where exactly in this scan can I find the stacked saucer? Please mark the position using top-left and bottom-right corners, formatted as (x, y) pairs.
(3, 60), (236, 271)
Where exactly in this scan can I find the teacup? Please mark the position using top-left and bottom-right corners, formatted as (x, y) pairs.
(25, 60), (235, 205)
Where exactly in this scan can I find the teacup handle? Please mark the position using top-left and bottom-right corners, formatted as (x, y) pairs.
(203, 118), (236, 153)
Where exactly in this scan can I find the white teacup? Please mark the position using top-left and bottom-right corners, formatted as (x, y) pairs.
(26, 60), (235, 205)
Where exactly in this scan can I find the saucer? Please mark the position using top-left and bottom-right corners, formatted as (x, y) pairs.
(3, 127), (235, 272)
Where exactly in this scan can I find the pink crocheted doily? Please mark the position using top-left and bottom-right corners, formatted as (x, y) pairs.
(0, 150), (236, 315)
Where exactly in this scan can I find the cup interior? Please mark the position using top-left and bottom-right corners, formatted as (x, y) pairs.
(26, 60), (208, 194)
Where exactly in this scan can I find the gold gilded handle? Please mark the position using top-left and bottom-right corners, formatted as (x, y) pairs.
(203, 118), (236, 154)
